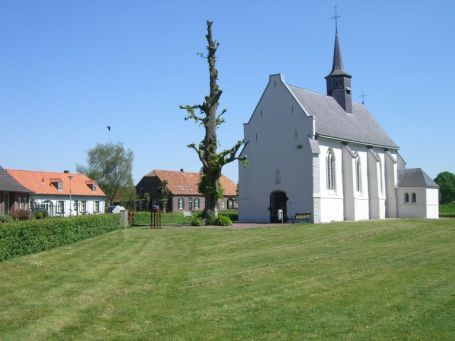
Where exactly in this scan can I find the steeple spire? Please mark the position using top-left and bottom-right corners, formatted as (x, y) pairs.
(325, 8), (353, 113)
(327, 32), (350, 77)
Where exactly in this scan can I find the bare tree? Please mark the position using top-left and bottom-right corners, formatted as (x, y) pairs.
(180, 21), (246, 219)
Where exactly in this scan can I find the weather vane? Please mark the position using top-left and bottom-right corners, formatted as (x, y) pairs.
(360, 92), (367, 105)
(331, 5), (341, 33)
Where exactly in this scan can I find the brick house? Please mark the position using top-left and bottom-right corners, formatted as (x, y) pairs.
(136, 169), (237, 212)
(0, 166), (31, 215)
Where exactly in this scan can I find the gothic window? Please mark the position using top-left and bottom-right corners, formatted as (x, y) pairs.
(326, 148), (336, 191)
(405, 193), (409, 203)
(412, 193), (417, 203)
(355, 156), (362, 192)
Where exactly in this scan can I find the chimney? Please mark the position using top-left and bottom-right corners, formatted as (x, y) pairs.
(180, 168), (184, 173)
(64, 170), (70, 173)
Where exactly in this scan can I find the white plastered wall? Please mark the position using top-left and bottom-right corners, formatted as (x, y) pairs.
(238, 74), (315, 223)
(32, 195), (106, 217)
(397, 187), (428, 218)
(317, 139), (344, 222)
(425, 188), (439, 219)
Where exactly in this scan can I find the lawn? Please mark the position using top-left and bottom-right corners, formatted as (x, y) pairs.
(0, 220), (454, 340)
(440, 203), (455, 217)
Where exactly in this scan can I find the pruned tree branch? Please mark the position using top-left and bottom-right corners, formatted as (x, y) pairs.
(187, 143), (208, 168)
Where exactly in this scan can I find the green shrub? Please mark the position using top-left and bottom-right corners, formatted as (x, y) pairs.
(11, 209), (32, 221)
(219, 210), (238, 222)
(191, 216), (203, 226)
(0, 214), (119, 262)
(215, 215), (232, 226)
(34, 210), (48, 220)
(0, 215), (13, 224)
(206, 215), (217, 225)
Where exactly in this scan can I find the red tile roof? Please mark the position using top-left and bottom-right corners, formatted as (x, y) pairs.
(146, 169), (237, 196)
(6, 169), (105, 197)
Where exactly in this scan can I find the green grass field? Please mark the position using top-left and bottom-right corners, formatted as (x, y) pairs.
(1, 219), (454, 340)
(440, 203), (455, 217)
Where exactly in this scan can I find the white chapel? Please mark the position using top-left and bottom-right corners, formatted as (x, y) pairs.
(238, 31), (439, 223)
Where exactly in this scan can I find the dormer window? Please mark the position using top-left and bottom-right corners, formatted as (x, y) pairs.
(51, 178), (63, 191)
(85, 180), (97, 191)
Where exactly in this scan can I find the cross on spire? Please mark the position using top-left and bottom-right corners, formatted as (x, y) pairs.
(331, 5), (341, 33)
(360, 92), (367, 104)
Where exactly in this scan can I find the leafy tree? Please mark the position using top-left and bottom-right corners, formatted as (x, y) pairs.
(180, 20), (246, 219)
(158, 180), (170, 213)
(118, 186), (137, 210)
(77, 142), (134, 204)
(434, 171), (455, 204)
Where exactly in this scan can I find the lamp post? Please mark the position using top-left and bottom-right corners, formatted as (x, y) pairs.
(68, 175), (73, 217)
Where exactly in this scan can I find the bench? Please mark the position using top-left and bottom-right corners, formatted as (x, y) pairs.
(291, 213), (311, 224)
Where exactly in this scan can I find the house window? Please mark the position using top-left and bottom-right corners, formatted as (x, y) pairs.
(57, 181), (63, 191)
(93, 184), (97, 191)
(94, 201), (100, 213)
(56, 201), (64, 214)
(412, 193), (417, 203)
(188, 198), (193, 210)
(74, 200), (79, 214)
(355, 156), (362, 193)
(178, 197), (184, 210)
(194, 198), (200, 209)
(227, 198), (234, 210)
(404, 193), (409, 203)
(81, 201), (87, 214)
(327, 148), (336, 191)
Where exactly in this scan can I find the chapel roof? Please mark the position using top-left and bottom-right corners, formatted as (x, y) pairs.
(6, 169), (106, 197)
(144, 169), (237, 196)
(398, 168), (438, 188)
(287, 84), (399, 148)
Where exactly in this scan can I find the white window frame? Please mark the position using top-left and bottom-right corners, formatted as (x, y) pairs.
(194, 198), (200, 209)
(56, 201), (64, 214)
(178, 197), (184, 210)
(81, 201), (87, 214)
(94, 201), (100, 213)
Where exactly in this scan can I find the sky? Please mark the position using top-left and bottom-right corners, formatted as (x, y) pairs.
(1, 0), (454, 184)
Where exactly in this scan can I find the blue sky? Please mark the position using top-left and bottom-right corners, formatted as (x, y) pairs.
(1, 0), (454, 183)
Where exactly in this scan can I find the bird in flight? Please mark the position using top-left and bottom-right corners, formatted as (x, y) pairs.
(106, 126), (111, 131)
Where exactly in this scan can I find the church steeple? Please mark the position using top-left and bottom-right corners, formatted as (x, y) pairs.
(325, 31), (353, 113)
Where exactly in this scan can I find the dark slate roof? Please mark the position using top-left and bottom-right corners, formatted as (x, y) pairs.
(326, 33), (351, 78)
(398, 168), (438, 188)
(287, 84), (399, 148)
(0, 166), (31, 193)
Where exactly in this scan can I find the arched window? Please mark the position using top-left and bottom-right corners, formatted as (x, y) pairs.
(177, 197), (184, 210)
(326, 149), (336, 190)
(412, 193), (417, 203)
(355, 156), (362, 192)
(405, 193), (409, 203)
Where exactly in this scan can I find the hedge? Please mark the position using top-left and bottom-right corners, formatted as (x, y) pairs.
(0, 214), (120, 261)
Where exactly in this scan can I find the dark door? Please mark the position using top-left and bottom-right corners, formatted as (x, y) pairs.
(270, 191), (288, 223)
